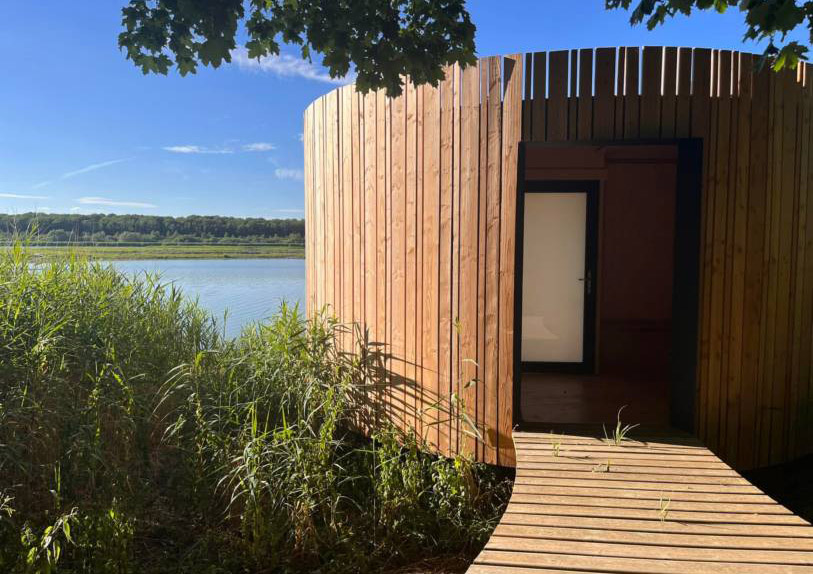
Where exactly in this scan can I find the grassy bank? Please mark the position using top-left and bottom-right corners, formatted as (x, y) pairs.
(0, 243), (510, 573)
(16, 243), (304, 260)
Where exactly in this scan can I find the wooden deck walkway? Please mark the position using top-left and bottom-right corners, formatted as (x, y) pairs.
(468, 429), (813, 573)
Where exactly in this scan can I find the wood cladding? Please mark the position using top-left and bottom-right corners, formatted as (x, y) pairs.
(303, 47), (813, 470)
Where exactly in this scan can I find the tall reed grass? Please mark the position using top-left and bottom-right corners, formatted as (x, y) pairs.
(0, 242), (510, 573)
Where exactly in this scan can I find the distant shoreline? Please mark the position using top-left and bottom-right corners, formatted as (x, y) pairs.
(16, 243), (305, 261)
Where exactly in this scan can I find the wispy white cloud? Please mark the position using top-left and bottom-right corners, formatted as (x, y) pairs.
(243, 142), (275, 152)
(0, 192), (50, 200)
(33, 158), (130, 189)
(62, 159), (129, 179)
(298, 133), (304, 142)
(231, 48), (352, 85)
(274, 168), (304, 181)
(76, 197), (157, 209)
(163, 145), (234, 155)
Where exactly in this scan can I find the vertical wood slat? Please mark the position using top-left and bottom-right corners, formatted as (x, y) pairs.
(771, 69), (799, 464)
(707, 51), (732, 453)
(362, 92), (377, 424)
(725, 53), (752, 465)
(303, 46), (813, 471)
(423, 81), (440, 449)
(498, 54), (522, 467)
(760, 68), (783, 464)
(756, 68), (779, 465)
(615, 48), (626, 139)
(341, 87), (353, 353)
(384, 94), (392, 426)
(415, 84), (425, 441)
(739, 61), (770, 469)
(460, 63), (480, 458)
(523, 53), (532, 141)
(577, 49), (593, 140)
(333, 90), (342, 348)
(315, 97), (325, 311)
(691, 48), (712, 443)
(547, 51), (568, 142)
(391, 86), (406, 432)
(640, 46), (662, 137)
(676, 48), (692, 138)
(303, 105), (311, 316)
(310, 100), (316, 315)
(376, 90), (388, 423)
(484, 56), (502, 464)
(477, 60), (489, 463)
(661, 47), (678, 138)
(532, 52), (547, 141)
(452, 64), (462, 455)
(720, 51), (738, 459)
(568, 50), (579, 141)
(797, 68), (813, 458)
(405, 78), (418, 434)
(623, 46), (640, 138)
(325, 92), (335, 319)
(438, 67), (454, 456)
(322, 93), (328, 314)
(593, 47), (616, 140)
(352, 91), (363, 334)
(702, 50), (720, 451)
(788, 65), (809, 458)
(802, 67), (813, 458)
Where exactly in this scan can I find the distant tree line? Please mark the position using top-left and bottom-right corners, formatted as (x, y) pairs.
(0, 213), (305, 245)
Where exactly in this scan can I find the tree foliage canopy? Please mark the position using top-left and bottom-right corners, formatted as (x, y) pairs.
(607, 0), (811, 69)
(0, 213), (304, 243)
(119, 1), (812, 96)
(118, 0), (476, 95)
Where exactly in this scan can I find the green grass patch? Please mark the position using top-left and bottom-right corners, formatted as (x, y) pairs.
(15, 243), (304, 260)
(0, 242), (510, 573)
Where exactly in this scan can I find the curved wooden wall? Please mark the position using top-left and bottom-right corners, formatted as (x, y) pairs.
(303, 46), (813, 470)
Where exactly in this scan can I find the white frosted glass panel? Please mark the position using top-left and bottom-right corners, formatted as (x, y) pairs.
(522, 192), (587, 362)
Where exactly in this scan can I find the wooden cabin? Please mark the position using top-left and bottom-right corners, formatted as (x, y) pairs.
(302, 46), (813, 471)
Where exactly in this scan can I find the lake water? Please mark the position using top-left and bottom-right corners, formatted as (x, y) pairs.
(112, 259), (306, 338)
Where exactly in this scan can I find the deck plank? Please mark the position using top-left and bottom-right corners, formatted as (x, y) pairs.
(467, 429), (813, 573)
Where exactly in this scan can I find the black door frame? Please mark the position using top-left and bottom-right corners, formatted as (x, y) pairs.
(512, 139), (703, 434)
(517, 179), (600, 375)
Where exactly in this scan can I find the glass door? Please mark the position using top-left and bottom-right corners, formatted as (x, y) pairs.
(519, 180), (598, 372)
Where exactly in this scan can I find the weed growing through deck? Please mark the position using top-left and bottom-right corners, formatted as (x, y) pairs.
(0, 241), (511, 573)
(658, 495), (672, 522)
(548, 432), (566, 457)
(603, 405), (640, 446)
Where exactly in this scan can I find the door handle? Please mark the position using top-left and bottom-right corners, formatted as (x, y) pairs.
(579, 271), (592, 294)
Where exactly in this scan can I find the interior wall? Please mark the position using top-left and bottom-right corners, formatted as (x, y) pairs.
(600, 148), (677, 380)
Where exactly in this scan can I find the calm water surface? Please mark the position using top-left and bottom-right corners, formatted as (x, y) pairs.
(112, 259), (305, 338)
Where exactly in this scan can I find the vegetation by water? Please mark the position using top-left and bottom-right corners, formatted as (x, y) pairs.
(23, 242), (304, 260)
(0, 213), (304, 245)
(0, 243), (510, 573)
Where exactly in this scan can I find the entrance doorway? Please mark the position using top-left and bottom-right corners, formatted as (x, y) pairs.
(515, 142), (702, 431)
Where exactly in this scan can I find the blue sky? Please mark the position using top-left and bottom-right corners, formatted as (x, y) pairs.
(0, 2), (800, 218)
